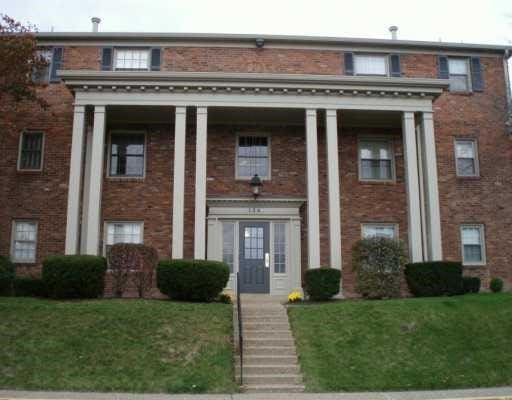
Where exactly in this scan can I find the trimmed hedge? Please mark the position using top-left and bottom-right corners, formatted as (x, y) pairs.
(0, 256), (15, 296)
(304, 268), (341, 301)
(405, 261), (463, 297)
(462, 276), (481, 294)
(14, 278), (46, 297)
(157, 259), (230, 302)
(490, 277), (504, 293)
(42, 255), (107, 299)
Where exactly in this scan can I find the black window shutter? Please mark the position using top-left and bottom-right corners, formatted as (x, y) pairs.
(470, 57), (484, 92)
(101, 47), (113, 71)
(50, 47), (63, 82)
(150, 48), (161, 71)
(438, 55), (449, 79)
(390, 54), (401, 77)
(344, 52), (354, 75)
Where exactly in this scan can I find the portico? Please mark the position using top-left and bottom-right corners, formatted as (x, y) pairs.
(61, 70), (447, 295)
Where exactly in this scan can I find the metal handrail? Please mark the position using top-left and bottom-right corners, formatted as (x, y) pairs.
(236, 272), (243, 385)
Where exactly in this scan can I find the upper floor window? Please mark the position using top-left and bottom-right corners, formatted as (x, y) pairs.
(33, 47), (63, 83)
(18, 131), (44, 171)
(109, 132), (145, 177)
(455, 139), (479, 177)
(354, 54), (388, 76)
(448, 58), (471, 92)
(461, 225), (485, 265)
(359, 138), (394, 181)
(11, 221), (38, 263)
(114, 49), (150, 70)
(362, 224), (397, 240)
(236, 135), (270, 179)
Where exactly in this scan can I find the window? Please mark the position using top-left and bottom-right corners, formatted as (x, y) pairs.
(33, 50), (52, 83)
(354, 54), (387, 76)
(11, 221), (38, 263)
(359, 139), (394, 181)
(362, 224), (397, 240)
(114, 49), (149, 70)
(448, 58), (471, 92)
(455, 139), (479, 177)
(273, 223), (286, 273)
(18, 131), (44, 170)
(237, 136), (270, 179)
(109, 133), (145, 177)
(244, 227), (264, 259)
(461, 225), (485, 265)
(222, 222), (235, 273)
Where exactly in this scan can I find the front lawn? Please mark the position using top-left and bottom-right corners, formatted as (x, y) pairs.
(288, 293), (512, 392)
(0, 298), (237, 393)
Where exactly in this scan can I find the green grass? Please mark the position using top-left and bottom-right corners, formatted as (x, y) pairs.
(0, 297), (237, 393)
(288, 293), (512, 392)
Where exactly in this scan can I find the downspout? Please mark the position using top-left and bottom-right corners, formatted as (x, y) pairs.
(504, 49), (512, 134)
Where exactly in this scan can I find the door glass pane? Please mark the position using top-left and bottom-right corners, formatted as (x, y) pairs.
(244, 227), (264, 259)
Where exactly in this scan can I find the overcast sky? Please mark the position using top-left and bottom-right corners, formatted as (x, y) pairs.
(2, 0), (511, 45)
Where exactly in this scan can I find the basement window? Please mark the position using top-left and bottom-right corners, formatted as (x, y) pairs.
(362, 224), (397, 240)
(461, 225), (486, 265)
(11, 221), (38, 263)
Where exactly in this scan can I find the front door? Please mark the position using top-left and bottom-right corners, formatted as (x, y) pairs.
(239, 221), (270, 293)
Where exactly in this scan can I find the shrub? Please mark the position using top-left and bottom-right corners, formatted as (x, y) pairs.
(42, 255), (106, 299)
(14, 278), (46, 297)
(157, 259), (230, 302)
(462, 276), (481, 294)
(405, 261), (463, 297)
(490, 277), (504, 293)
(304, 268), (341, 301)
(217, 293), (232, 304)
(0, 256), (15, 296)
(352, 237), (406, 299)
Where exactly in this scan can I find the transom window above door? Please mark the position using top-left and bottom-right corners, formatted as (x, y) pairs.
(114, 49), (150, 70)
(109, 132), (145, 177)
(359, 138), (394, 181)
(236, 135), (270, 179)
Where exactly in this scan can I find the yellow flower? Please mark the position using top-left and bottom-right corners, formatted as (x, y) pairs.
(288, 290), (302, 303)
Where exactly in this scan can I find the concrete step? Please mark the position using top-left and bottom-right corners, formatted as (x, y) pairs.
(243, 355), (298, 365)
(242, 316), (288, 323)
(245, 346), (296, 356)
(245, 338), (295, 347)
(240, 373), (302, 385)
(244, 322), (290, 331)
(239, 364), (300, 375)
(242, 384), (305, 393)
(244, 331), (293, 340)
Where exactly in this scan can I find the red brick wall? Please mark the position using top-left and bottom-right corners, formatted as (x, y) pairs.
(1, 44), (511, 295)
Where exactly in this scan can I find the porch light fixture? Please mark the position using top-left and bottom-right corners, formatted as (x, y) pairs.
(250, 174), (263, 198)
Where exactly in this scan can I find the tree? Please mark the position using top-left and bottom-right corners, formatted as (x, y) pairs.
(0, 14), (48, 106)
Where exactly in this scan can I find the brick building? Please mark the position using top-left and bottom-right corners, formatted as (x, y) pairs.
(1, 25), (511, 296)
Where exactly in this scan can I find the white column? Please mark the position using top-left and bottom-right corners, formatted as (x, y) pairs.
(402, 112), (423, 262)
(80, 125), (93, 253)
(64, 105), (86, 254)
(325, 109), (342, 270)
(305, 109), (321, 268)
(290, 218), (303, 294)
(420, 112), (443, 260)
(172, 106), (187, 259)
(194, 107), (208, 259)
(84, 106), (106, 255)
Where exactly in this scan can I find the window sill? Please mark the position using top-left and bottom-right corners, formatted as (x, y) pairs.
(12, 260), (37, 265)
(106, 176), (145, 182)
(456, 175), (481, 180)
(463, 263), (486, 269)
(448, 91), (474, 96)
(358, 179), (396, 185)
(17, 169), (43, 174)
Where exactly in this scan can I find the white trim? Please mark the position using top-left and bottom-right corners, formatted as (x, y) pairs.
(102, 220), (144, 256)
(11, 220), (38, 264)
(171, 106), (186, 259)
(17, 130), (45, 172)
(325, 109), (342, 270)
(65, 106), (86, 254)
(234, 132), (272, 180)
(106, 129), (147, 179)
(460, 224), (486, 266)
(194, 107), (208, 259)
(454, 137), (480, 177)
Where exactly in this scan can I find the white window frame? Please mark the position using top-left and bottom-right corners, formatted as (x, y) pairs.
(273, 222), (287, 274)
(454, 138), (479, 177)
(235, 133), (271, 180)
(17, 131), (45, 171)
(107, 130), (147, 179)
(361, 223), (399, 240)
(11, 220), (38, 263)
(103, 221), (144, 256)
(33, 49), (52, 83)
(354, 54), (389, 76)
(448, 58), (472, 92)
(222, 221), (236, 274)
(358, 136), (396, 182)
(113, 48), (150, 71)
(460, 224), (486, 266)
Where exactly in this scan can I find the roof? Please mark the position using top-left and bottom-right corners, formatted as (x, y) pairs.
(35, 32), (511, 55)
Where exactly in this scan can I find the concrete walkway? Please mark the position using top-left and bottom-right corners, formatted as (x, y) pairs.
(1, 387), (512, 400)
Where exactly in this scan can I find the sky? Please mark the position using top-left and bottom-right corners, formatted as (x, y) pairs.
(1, 0), (511, 46)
